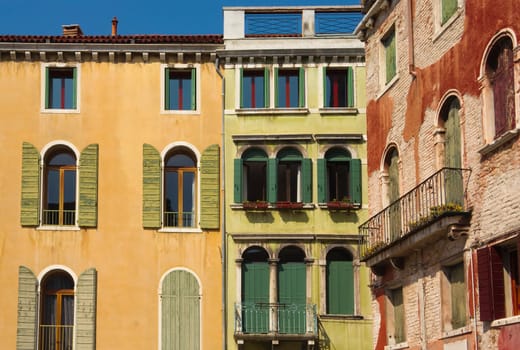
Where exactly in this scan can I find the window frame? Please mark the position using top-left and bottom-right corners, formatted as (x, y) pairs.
(382, 27), (397, 86)
(161, 64), (200, 114)
(41, 63), (80, 113)
(322, 66), (355, 109)
(386, 286), (406, 346)
(441, 261), (467, 332)
(240, 67), (270, 109)
(325, 247), (354, 315)
(234, 148), (269, 204)
(274, 67), (305, 108)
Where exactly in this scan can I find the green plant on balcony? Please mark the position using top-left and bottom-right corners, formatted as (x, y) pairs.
(242, 200), (269, 210)
(407, 203), (464, 232)
(326, 197), (354, 210)
(276, 201), (304, 210)
(364, 240), (386, 257)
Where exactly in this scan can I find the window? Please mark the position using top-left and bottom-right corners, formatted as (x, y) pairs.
(278, 246), (306, 334)
(44, 67), (77, 110)
(164, 149), (197, 228)
(241, 68), (269, 108)
(324, 67), (354, 108)
(21, 142), (99, 228)
(382, 28), (397, 84)
(241, 247), (270, 333)
(160, 269), (201, 350)
(384, 147), (400, 239)
(16, 267), (97, 350)
(234, 148), (268, 203)
(326, 247), (354, 315)
(276, 147), (311, 203)
(275, 68), (305, 108)
(478, 240), (520, 321)
(42, 147), (77, 226)
(486, 37), (516, 138)
(165, 67), (196, 111)
(142, 144), (219, 230)
(317, 147), (361, 205)
(387, 287), (405, 345)
(441, 0), (458, 25)
(442, 262), (467, 331)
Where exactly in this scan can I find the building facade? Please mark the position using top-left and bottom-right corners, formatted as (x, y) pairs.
(1, 24), (224, 349)
(357, 0), (520, 349)
(221, 6), (372, 350)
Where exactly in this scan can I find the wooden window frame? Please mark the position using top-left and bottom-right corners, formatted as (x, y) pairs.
(323, 67), (354, 108)
(165, 67), (196, 111)
(274, 67), (305, 108)
(45, 67), (77, 110)
(240, 68), (269, 109)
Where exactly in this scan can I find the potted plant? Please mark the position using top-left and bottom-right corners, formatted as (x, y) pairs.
(276, 201), (304, 209)
(326, 197), (354, 210)
(242, 200), (269, 210)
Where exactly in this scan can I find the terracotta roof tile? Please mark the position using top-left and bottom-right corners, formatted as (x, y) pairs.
(0, 34), (223, 44)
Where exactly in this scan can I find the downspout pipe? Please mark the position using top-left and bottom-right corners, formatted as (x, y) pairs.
(407, 0), (417, 77)
(214, 56), (227, 350)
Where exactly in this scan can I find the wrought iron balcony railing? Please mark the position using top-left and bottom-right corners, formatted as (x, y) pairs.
(234, 302), (317, 336)
(42, 210), (76, 226)
(163, 211), (195, 228)
(39, 324), (74, 350)
(359, 167), (471, 260)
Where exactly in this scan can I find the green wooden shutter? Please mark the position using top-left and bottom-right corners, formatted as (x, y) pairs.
(323, 67), (328, 107)
(442, 0), (457, 24)
(143, 144), (161, 228)
(392, 288), (405, 343)
(190, 68), (196, 110)
(445, 101), (463, 205)
(200, 145), (220, 229)
(449, 262), (466, 329)
(278, 262), (306, 333)
(317, 158), (326, 203)
(274, 68), (279, 107)
(239, 68), (244, 108)
(349, 159), (362, 205)
(234, 158), (243, 203)
(165, 68), (170, 110)
(347, 66), (354, 107)
(264, 67), (270, 108)
(79, 144), (98, 227)
(21, 142), (40, 226)
(327, 260), (354, 315)
(16, 266), (37, 350)
(242, 262), (270, 333)
(298, 67), (305, 107)
(76, 268), (97, 350)
(72, 67), (77, 109)
(267, 158), (277, 203)
(301, 158), (312, 203)
(161, 270), (200, 350)
(385, 30), (396, 83)
(45, 68), (50, 109)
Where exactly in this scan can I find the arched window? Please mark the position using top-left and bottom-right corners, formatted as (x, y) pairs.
(384, 147), (401, 240)
(43, 146), (77, 226)
(39, 270), (74, 350)
(234, 148), (268, 203)
(318, 147), (361, 205)
(278, 246), (306, 334)
(164, 148), (197, 228)
(160, 270), (200, 350)
(326, 247), (354, 315)
(486, 36), (516, 138)
(241, 247), (270, 333)
(275, 147), (312, 203)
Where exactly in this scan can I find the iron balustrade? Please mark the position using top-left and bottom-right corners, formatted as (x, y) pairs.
(42, 210), (76, 226)
(163, 211), (195, 228)
(359, 167), (471, 259)
(234, 302), (317, 335)
(39, 324), (74, 350)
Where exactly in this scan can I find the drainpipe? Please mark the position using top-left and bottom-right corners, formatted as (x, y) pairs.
(407, 0), (417, 77)
(470, 248), (479, 350)
(214, 57), (227, 350)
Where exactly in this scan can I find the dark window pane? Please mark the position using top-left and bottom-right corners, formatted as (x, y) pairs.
(277, 70), (299, 108)
(327, 162), (349, 201)
(245, 162), (266, 201)
(63, 170), (76, 210)
(48, 68), (74, 109)
(168, 70), (193, 110)
(166, 153), (195, 167)
(326, 70), (347, 107)
(48, 153), (75, 166)
(277, 162), (300, 202)
(46, 169), (60, 210)
(243, 71), (265, 108)
(164, 171), (179, 212)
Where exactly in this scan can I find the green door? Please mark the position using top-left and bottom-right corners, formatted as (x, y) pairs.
(387, 149), (401, 240)
(278, 261), (306, 334)
(444, 99), (463, 205)
(327, 259), (354, 315)
(242, 261), (269, 333)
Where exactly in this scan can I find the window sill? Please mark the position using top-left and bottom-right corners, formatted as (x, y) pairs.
(433, 8), (462, 43)
(236, 108), (309, 116)
(384, 341), (408, 350)
(158, 227), (203, 233)
(441, 325), (472, 339)
(478, 128), (520, 156)
(377, 74), (399, 100)
(37, 225), (80, 231)
(318, 202), (361, 210)
(319, 107), (359, 115)
(320, 314), (364, 321)
(41, 108), (80, 114)
(491, 315), (520, 328)
(160, 110), (200, 115)
(231, 203), (315, 210)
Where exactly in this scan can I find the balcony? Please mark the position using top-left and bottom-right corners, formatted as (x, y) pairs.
(234, 303), (317, 341)
(39, 324), (74, 350)
(359, 168), (472, 269)
(42, 209), (76, 226)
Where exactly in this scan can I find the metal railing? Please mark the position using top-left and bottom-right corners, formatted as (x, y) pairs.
(163, 211), (195, 228)
(42, 210), (76, 226)
(359, 167), (471, 259)
(39, 324), (73, 350)
(235, 302), (317, 335)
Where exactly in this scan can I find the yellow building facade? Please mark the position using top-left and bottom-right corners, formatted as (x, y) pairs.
(0, 29), (223, 350)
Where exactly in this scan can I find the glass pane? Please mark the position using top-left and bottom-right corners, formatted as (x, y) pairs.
(245, 162), (266, 201)
(166, 154), (195, 167)
(164, 171), (179, 212)
(46, 169), (60, 210)
(62, 295), (75, 325)
(183, 171), (195, 227)
(48, 152), (75, 166)
(63, 170), (76, 211)
(277, 162), (300, 202)
(168, 70), (192, 110)
(43, 295), (57, 324)
(327, 162), (349, 201)
(243, 71), (265, 108)
(48, 69), (74, 109)
(326, 70), (347, 107)
(277, 70), (299, 108)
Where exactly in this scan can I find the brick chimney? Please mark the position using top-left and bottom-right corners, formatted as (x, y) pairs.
(112, 17), (118, 36)
(62, 24), (83, 36)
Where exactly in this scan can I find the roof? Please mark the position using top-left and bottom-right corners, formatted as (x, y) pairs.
(0, 34), (223, 44)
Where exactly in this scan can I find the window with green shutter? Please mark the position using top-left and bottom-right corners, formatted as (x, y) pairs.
(79, 144), (99, 227)
(143, 144), (161, 228)
(274, 67), (305, 108)
(45, 67), (78, 110)
(165, 68), (196, 111)
(326, 248), (354, 315)
(441, 0), (458, 25)
(382, 28), (396, 84)
(278, 246), (306, 334)
(161, 270), (200, 350)
(76, 268), (98, 350)
(16, 266), (38, 350)
(21, 142), (41, 226)
(389, 287), (405, 344)
(323, 66), (354, 108)
(242, 246), (270, 333)
(240, 68), (269, 108)
(275, 147), (311, 203)
(235, 148), (268, 203)
(200, 145), (220, 229)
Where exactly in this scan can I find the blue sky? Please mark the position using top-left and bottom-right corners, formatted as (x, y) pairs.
(0, 0), (361, 36)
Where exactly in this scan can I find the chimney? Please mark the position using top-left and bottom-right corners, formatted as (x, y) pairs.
(62, 24), (83, 36)
(112, 17), (118, 36)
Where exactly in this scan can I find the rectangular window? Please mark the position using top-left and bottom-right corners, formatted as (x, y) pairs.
(382, 29), (396, 84)
(275, 68), (304, 108)
(277, 162), (301, 202)
(324, 67), (354, 108)
(442, 262), (467, 331)
(387, 287), (405, 344)
(441, 0), (458, 24)
(165, 68), (196, 111)
(45, 67), (77, 110)
(241, 69), (269, 108)
(244, 162), (267, 202)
